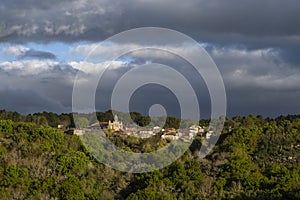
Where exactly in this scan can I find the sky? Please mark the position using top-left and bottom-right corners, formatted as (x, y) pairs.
(0, 0), (300, 118)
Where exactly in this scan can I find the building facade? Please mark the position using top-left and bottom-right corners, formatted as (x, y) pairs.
(108, 115), (123, 131)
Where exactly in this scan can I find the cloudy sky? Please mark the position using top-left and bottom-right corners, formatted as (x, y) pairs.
(0, 0), (300, 118)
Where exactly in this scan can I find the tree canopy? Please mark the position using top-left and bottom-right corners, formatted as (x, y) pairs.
(0, 112), (299, 199)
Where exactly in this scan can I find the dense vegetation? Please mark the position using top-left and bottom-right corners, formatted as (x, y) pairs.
(0, 110), (186, 130)
(0, 110), (299, 199)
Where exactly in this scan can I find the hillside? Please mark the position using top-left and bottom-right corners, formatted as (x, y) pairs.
(0, 114), (299, 199)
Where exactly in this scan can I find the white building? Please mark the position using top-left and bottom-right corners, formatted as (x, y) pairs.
(153, 126), (162, 133)
(108, 115), (123, 131)
(161, 133), (179, 140)
(206, 130), (213, 139)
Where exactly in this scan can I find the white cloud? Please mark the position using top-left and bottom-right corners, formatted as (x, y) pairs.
(0, 58), (129, 78)
(0, 60), (59, 75)
(10, 24), (39, 36)
(55, 24), (86, 36)
(68, 60), (129, 74)
(70, 42), (213, 64)
(210, 48), (300, 91)
(2, 45), (30, 57)
(71, 42), (143, 60)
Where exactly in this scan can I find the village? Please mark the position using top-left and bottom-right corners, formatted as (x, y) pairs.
(60, 114), (214, 142)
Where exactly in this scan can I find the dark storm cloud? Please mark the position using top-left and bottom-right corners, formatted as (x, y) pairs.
(1, 0), (299, 65)
(19, 49), (56, 60)
(0, 0), (300, 117)
(0, 89), (69, 114)
(0, 0), (119, 43)
(0, 0), (299, 45)
(3, 46), (56, 60)
(0, 60), (80, 114)
(226, 86), (300, 117)
(0, 59), (133, 115)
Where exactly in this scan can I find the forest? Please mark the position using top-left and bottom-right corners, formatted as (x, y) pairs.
(0, 110), (299, 199)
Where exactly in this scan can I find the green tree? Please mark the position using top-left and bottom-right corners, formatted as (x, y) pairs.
(74, 117), (89, 129)
(60, 176), (84, 200)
